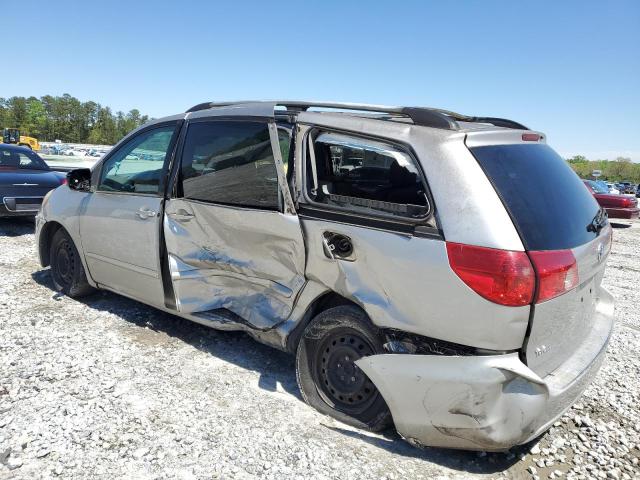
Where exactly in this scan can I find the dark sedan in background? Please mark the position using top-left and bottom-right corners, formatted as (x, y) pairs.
(583, 180), (640, 219)
(0, 144), (66, 217)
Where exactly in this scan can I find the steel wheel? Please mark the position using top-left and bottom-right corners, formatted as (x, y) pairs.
(49, 228), (94, 298)
(54, 238), (75, 288)
(295, 305), (391, 431)
(315, 329), (379, 414)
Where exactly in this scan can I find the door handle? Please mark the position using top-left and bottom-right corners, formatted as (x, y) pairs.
(167, 209), (194, 222)
(136, 207), (157, 219)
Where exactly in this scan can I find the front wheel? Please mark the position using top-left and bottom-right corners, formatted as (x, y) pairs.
(295, 305), (391, 431)
(49, 229), (94, 297)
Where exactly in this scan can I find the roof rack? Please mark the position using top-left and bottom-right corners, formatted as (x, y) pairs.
(185, 101), (528, 131)
(432, 109), (529, 130)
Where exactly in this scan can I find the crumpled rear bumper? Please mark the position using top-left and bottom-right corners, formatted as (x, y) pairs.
(355, 292), (614, 451)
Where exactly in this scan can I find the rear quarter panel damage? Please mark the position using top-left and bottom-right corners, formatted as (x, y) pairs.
(355, 353), (548, 451)
(299, 218), (530, 351)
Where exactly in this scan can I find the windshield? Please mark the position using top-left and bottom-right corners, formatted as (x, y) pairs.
(585, 180), (609, 194)
(0, 148), (49, 171)
(470, 144), (602, 251)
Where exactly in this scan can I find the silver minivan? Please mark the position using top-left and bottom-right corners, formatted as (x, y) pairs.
(36, 101), (614, 451)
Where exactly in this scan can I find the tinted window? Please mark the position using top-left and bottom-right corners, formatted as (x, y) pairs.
(471, 144), (602, 250)
(98, 126), (176, 194)
(180, 121), (280, 209)
(0, 148), (49, 170)
(307, 133), (428, 218)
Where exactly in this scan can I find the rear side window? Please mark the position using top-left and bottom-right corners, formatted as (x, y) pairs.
(180, 121), (280, 209)
(307, 132), (429, 218)
(0, 149), (48, 170)
(470, 144), (601, 250)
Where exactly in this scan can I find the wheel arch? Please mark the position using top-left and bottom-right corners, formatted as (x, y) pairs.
(38, 221), (65, 267)
(284, 290), (369, 353)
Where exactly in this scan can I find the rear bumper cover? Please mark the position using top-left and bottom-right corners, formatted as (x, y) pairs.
(356, 289), (614, 451)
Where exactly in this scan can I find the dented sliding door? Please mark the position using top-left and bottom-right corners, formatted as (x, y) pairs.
(163, 106), (305, 330)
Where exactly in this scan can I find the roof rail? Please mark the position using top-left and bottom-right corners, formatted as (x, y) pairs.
(185, 101), (528, 131)
(433, 109), (529, 130)
(186, 100), (459, 130)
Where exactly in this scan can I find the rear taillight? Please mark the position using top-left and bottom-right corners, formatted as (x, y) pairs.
(59, 177), (67, 185)
(619, 197), (635, 207)
(447, 243), (581, 306)
(446, 242), (535, 306)
(528, 250), (578, 303)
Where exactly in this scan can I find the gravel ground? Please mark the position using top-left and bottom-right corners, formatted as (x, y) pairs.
(0, 217), (638, 480)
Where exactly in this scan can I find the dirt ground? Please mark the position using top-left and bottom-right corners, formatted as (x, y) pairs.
(0, 217), (638, 479)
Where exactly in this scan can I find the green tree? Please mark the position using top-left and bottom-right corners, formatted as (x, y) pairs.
(0, 94), (150, 144)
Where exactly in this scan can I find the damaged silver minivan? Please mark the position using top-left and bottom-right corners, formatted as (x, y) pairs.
(35, 101), (614, 451)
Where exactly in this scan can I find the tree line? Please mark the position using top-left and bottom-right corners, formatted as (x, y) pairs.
(0, 94), (151, 145)
(567, 156), (640, 184)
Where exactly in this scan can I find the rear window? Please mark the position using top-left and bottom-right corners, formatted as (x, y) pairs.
(470, 144), (602, 251)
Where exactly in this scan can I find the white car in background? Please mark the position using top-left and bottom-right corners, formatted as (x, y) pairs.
(606, 182), (620, 194)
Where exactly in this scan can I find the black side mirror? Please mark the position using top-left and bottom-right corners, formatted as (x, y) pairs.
(67, 168), (92, 192)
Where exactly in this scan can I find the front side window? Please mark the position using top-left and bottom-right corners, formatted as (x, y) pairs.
(98, 125), (176, 194)
(179, 121), (280, 209)
(306, 132), (429, 218)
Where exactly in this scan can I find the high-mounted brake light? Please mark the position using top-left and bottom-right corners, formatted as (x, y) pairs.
(528, 250), (578, 303)
(446, 242), (535, 307)
(522, 133), (541, 142)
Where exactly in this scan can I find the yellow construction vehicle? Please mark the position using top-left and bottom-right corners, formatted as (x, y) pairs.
(1, 128), (41, 151)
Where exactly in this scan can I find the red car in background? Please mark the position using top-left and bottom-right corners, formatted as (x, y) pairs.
(583, 180), (640, 219)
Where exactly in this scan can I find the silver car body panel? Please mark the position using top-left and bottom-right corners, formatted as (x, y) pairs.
(356, 287), (613, 450)
(36, 187), (96, 286)
(164, 199), (306, 329)
(79, 192), (166, 306)
(298, 218), (529, 350)
(524, 225), (612, 377)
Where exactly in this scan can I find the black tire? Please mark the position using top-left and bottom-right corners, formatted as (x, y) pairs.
(295, 305), (392, 431)
(49, 229), (94, 297)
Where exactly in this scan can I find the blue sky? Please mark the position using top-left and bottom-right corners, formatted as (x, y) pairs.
(4, 1), (639, 160)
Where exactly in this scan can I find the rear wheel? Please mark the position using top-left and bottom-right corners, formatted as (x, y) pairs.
(295, 305), (391, 431)
(49, 229), (94, 297)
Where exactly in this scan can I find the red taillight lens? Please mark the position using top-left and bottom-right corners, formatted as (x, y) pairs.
(59, 177), (67, 185)
(446, 242), (535, 306)
(528, 250), (578, 303)
(618, 197), (634, 207)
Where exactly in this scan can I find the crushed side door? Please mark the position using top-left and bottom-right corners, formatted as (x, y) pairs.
(163, 104), (306, 330)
